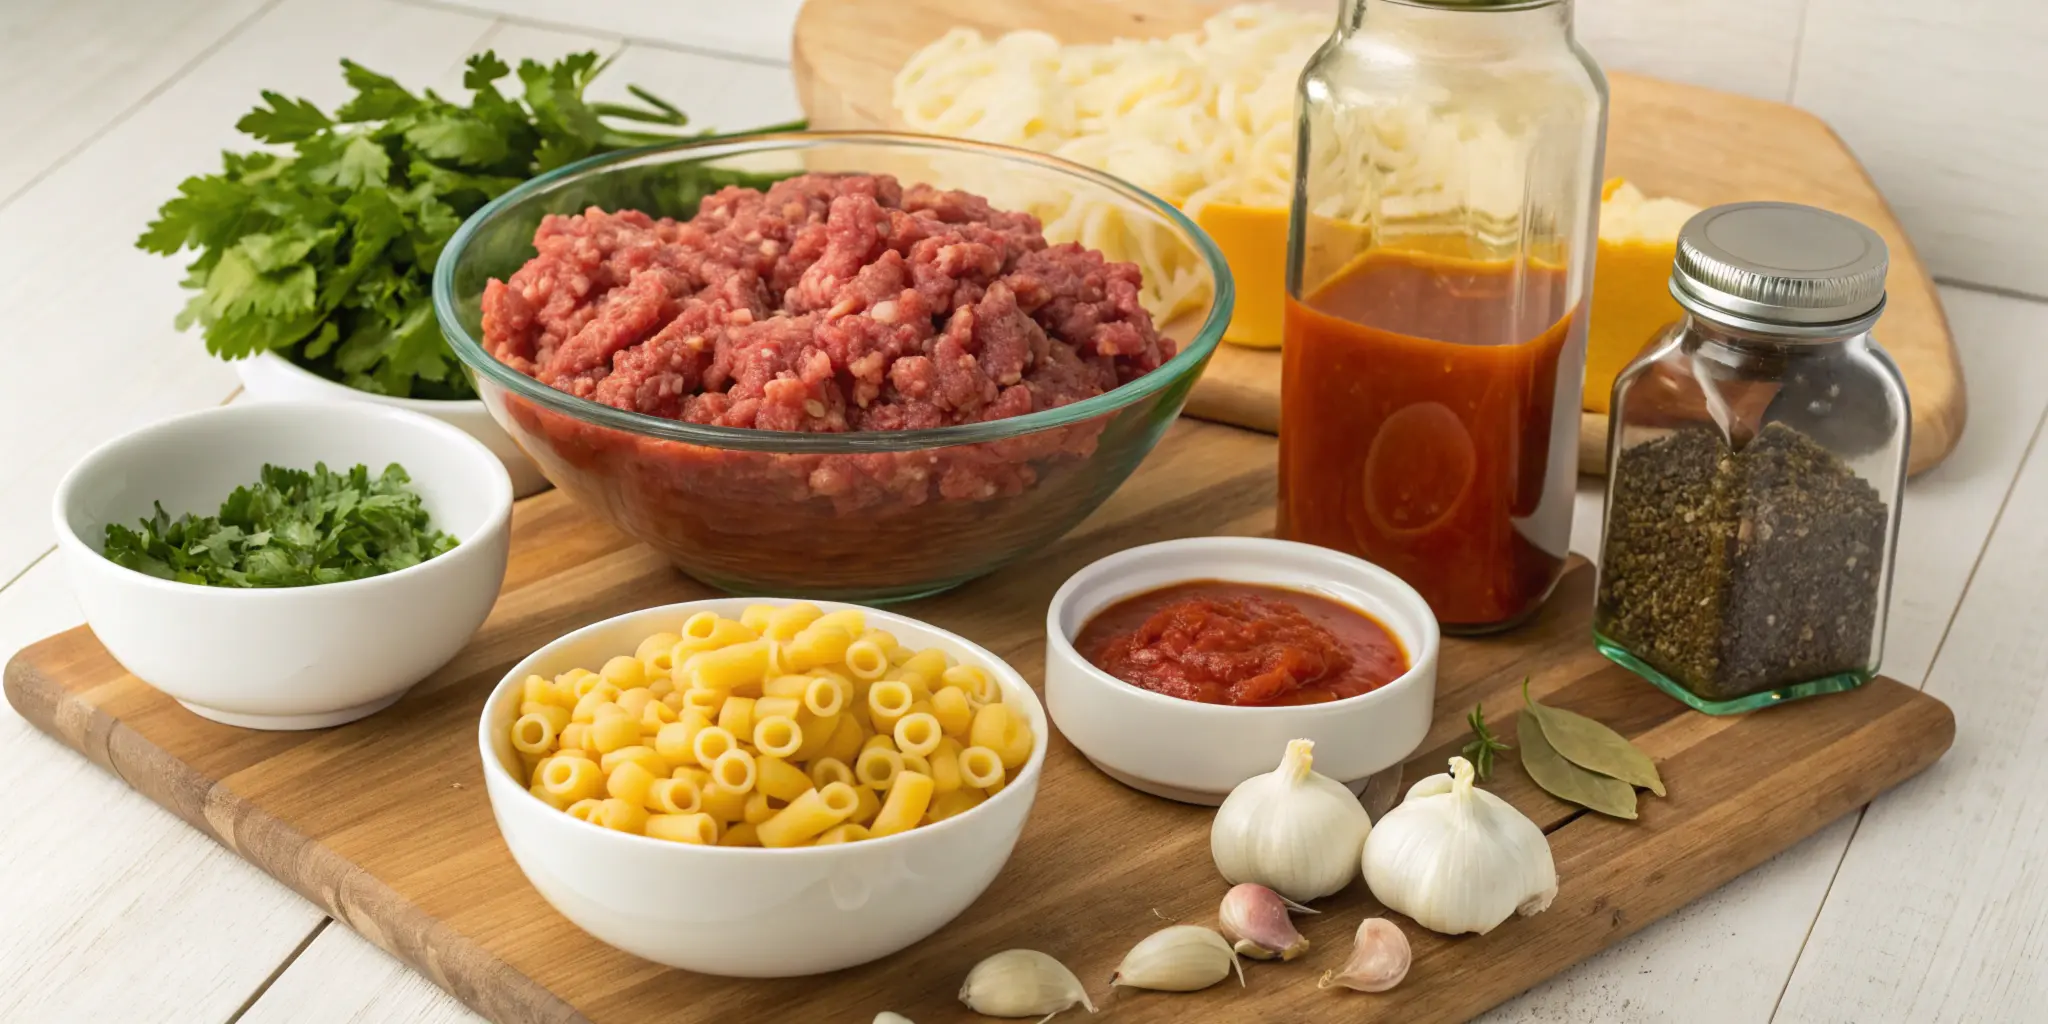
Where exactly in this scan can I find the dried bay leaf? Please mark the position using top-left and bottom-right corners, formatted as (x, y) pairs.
(1523, 682), (1666, 796)
(1517, 712), (1638, 819)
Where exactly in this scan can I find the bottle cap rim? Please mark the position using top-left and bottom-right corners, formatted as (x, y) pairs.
(1671, 201), (1888, 329)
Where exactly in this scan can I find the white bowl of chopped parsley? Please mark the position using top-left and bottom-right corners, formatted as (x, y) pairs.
(52, 401), (513, 730)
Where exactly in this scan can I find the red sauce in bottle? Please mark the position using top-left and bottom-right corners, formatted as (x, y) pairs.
(1074, 580), (1408, 706)
(1279, 251), (1582, 631)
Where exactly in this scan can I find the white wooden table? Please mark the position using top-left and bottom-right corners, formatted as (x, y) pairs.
(3, 1), (2044, 1021)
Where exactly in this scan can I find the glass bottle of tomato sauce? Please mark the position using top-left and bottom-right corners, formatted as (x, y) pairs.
(1278, 0), (1609, 633)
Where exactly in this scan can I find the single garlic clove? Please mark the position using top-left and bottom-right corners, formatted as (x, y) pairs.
(1318, 917), (1411, 993)
(874, 1014), (915, 1024)
(960, 949), (1096, 1018)
(1110, 925), (1245, 992)
(1218, 883), (1315, 961)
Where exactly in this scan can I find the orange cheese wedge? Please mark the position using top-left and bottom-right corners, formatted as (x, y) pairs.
(1587, 178), (1700, 413)
(1193, 200), (1290, 349)
(1194, 201), (1375, 349)
(1193, 179), (1696, 380)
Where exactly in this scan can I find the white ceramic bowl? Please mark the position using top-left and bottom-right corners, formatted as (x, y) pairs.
(1045, 537), (1440, 805)
(236, 350), (548, 496)
(478, 599), (1049, 977)
(53, 402), (513, 730)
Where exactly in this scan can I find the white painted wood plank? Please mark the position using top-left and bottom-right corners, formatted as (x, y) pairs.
(431, 28), (801, 150)
(1575, 0), (1807, 102)
(394, 0), (801, 64)
(1490, 820), (1858, 1024)
(0, 557), (326, 1023)
(0, 0), (268, 203)
(240, 923), (481, 1024)
(1870, 291), (2048, 685)
(0, 0), (498, 594)
(434, 20), (624, 97)
(430, 20), (806, 134)
(1774, 290), (2048, 1023)
(1497, 286), (2048, 1021)
(1794, 0), (2048, 297)
(592, 42), (804, 131)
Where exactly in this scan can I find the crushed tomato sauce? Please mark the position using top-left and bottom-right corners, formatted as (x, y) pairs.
(1075, 580), (1408, 706)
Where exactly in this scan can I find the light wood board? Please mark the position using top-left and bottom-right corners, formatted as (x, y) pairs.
(789, 0), (1966, 477)
(5, 417), (1953, 1023)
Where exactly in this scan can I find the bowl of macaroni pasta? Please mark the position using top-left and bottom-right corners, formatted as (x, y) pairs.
(477, 597), (1046, 976)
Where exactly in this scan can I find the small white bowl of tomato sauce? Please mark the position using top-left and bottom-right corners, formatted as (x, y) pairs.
(1044, 537), (1439, 805)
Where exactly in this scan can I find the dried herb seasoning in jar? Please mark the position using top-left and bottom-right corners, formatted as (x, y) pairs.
(1594, 202), (1908, 715)
(1599, 422), (1889, 699)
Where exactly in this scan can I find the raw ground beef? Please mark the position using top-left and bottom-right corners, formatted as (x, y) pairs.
(477, 174), (1188, 593)
(482, 173), (1174, 435)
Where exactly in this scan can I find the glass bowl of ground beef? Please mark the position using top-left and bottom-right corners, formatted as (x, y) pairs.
(433, 132), (1232, 601)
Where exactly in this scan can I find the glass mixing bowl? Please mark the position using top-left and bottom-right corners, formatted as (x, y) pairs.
(434, 132), (1232, 601)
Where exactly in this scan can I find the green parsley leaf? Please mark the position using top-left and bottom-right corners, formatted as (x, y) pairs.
(307, 134), (393, 191)
(101, 463), (457, 588)
(236, 91), (333, 143)
(139, 51), (801, 399)
(137, 173), (258, 255)
(334, 60), (421, 122)
(403, 114), (509, 167)
(462, 52), (512, 92)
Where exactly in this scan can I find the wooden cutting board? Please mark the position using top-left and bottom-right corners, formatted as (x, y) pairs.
(791, 0), (1966, 476)
(6, 418), (1953, 1024)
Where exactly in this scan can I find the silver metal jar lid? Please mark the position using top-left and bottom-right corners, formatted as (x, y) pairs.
(1670, 201), (1889, 334)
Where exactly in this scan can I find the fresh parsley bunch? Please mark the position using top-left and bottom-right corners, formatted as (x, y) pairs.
(103, 463), (458, 587)
(139, 52), (792, 399)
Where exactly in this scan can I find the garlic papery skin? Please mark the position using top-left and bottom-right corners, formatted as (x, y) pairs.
(1318, 917), (1412, 993)
(1210, 739), (1375, 902)
(1218, 882), (1316, 960)
(960, 949), (1097, 1018)
(1362, 756), (1558, 936)
(1110, 925), (1245, 992)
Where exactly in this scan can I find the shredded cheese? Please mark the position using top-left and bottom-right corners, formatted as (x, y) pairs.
(891, 5), (1328, 324)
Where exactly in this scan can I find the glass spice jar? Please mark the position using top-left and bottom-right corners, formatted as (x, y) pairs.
(1277, 0), (1608, 634)
(1594, 202), (1908, 714)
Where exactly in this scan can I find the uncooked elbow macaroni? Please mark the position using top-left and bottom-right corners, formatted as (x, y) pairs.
(510, 603), (1034, 846)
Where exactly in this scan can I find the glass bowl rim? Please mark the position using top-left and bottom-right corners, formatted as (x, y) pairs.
(432, 129), (1235, 454)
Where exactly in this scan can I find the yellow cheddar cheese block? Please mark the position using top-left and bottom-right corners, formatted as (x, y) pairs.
(1196, 202), (1376, 349)
(1195, 201), (1290, 349)
(1193, 178), (1697, 375)
(1587, 178), (1700, 413)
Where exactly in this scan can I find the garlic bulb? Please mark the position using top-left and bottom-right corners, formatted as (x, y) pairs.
(1362, 756), (1557, 935)
(1211, 739), (1374, 902)
(1318, 917), (1411, 992)
(1110, 925), (1244, 992)
(1218, 882), (1315, 960)
(959, 949), (1096, 1018)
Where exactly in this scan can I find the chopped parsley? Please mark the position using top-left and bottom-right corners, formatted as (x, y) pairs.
(102, 463), (457, 588)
